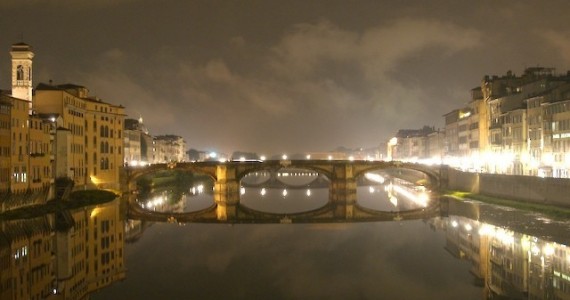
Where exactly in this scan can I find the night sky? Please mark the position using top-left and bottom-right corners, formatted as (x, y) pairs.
(1, 1), (570, 155)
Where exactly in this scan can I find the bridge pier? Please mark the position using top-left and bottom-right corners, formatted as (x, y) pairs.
(329, 164), (357, 219)
(214, 165), (240, 220)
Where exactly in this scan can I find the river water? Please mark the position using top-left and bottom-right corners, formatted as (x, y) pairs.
(1, 170), (569, 299)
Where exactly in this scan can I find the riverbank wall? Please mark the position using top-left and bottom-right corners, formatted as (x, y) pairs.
(443, 167), (570, 208)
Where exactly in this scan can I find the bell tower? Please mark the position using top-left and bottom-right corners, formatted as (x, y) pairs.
(10, 43), (34, 112)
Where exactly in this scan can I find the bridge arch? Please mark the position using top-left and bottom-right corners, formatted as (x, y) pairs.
(124, 162), (218, 193)
(351, 162), (440, 190)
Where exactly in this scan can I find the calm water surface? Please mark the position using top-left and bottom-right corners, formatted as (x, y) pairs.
(1, 169), (569, 299)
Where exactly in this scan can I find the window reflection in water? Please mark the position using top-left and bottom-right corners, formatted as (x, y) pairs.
(1, 182), (569, 299)
(0, 198), (125, 300)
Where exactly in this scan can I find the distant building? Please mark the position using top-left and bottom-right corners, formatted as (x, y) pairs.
(124, 117), (153, 166)
(387, 126), (436, 161)
(187, 149), (209, 161)
(152, 135), (187, 163)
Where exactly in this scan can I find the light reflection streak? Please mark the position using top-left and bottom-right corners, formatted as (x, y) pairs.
(392, 184), (429, 207)
(389, 195), (398, 207)
(364, 173), (385, 184)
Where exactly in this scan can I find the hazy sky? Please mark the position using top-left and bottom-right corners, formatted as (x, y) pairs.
(1, 1), (570, 155)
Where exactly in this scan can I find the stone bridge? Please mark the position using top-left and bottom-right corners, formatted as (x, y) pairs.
(123, 160), (445, 223)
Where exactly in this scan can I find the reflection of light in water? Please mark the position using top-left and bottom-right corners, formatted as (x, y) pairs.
(365, 172), (385, 184)
(190, 184), (205, 195)
(389, 196), (398, 207)
(531, 244), (540, 256)
(478, 223), (515, 245)
(495, 228), (514, 245)
(451, 220), (458, 227)
(543, 244), (555, 256)
(306, 189), (311, 197)
(478, 224), (493, 236)
(145, 195), (165, 209)
(260, 188), (266, 196)
(240, 187), (246, 195)
(393, 184), (428, 207)
(369, 187), (375, 193)
(464, 224), (472, 231)
(282, 189), (288, 197)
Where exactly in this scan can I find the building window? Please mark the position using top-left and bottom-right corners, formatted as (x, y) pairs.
(16, 65), (24, 81)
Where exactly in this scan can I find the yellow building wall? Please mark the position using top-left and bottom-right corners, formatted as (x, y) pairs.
(28, 116), (52, 192)
(0, 98), (10, 192)
(10, 97), (30, 194)
(85, 100), (125, 190)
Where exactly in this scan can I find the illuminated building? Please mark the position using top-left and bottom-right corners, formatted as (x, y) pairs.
(124, 117), (153, 166)
(152, 135), (187, 163)
(392, 67), (570, 178)
(0, 44), (53, 208)
(10, 43), (33, 109)
(387, 126), (439, 162)
(34, 83), (126, 190)
(481, 68), (570, 176)
(0, 97), (10, 192)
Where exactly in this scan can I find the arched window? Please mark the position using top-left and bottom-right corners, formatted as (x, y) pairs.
(105, 142), (109, 153)
(16, 65), (24, 81)
(100, 125), (104, 137)
(100, 142), (105, 153)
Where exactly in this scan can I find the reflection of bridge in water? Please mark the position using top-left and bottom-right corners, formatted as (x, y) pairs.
(124, 160), (443, 223)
